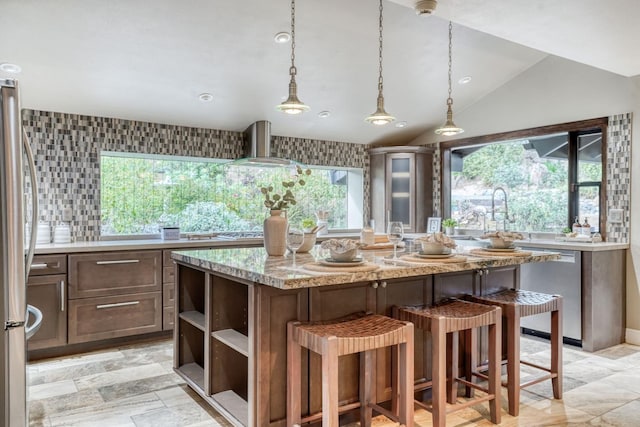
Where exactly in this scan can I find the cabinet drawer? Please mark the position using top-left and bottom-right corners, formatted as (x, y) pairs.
(163, 282), (175, 307)
(68, 292), (162, 344)
(163, 265), (175, 284)
(163, 306), (174, 330)
(68, 250), (161, 299)
(29, 254), (67, 276)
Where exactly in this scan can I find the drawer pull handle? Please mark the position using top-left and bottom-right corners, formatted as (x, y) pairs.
(96, 301), (140, 309)
(96, 259), (140, 265)
(30, 263), (49, 269)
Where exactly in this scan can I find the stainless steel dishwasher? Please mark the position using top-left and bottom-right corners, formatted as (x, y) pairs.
(519, 248), (582, 347)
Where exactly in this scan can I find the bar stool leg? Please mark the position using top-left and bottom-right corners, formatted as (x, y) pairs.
(287, 322), (302, 427)
(447, 331), (459, 404)
(464, 328), (477, 398)
(432, 318), (447, 427)
(360, 349), (373, 426)
(488, 316), (502, 424)
(506, 306), (521, 416)
(323, 337), (340, 427)
(399, 325), (415, 427)
(551, 299), (563, 399)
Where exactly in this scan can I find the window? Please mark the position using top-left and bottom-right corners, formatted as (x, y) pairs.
(100, 152), (363, 236)
(442, 118), (606, 235)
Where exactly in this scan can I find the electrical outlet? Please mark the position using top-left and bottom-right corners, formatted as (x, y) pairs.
(609, 208), (623, 223)
(62, 206), (73, 222)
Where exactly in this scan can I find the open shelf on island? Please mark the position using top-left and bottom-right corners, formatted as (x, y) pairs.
(212, 329), (249, 357)
(212, 390), (248, 427)
(179, 310), (205, 331)
(177, 362), (204, 390)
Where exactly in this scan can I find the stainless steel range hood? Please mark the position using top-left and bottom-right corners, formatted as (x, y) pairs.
(236, 120), (301, 167)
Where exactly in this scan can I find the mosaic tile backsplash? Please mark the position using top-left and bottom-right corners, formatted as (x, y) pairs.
(22, 110), (369, 241)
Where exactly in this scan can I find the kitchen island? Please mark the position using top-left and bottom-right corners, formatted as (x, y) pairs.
(171, 246), (559, 427)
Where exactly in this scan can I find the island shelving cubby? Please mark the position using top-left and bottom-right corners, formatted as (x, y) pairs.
(174, 263), (251, 427)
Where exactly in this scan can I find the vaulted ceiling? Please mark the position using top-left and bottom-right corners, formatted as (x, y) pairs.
(1, 0), (638, 145)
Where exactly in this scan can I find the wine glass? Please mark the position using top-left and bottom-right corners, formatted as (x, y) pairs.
(286, 226), (305, 268)
(387, 221), (404, 260)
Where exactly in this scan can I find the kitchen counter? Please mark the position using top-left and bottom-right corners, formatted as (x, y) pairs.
(172, 245), (560, 426)
(405, 233), (628, 252)
(33, 233), (358, 254)
(172, 246), (559, 290)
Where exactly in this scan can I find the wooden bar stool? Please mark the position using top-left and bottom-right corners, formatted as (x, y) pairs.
(467, 289), (563, 416)
(287, 313), (414, 427)
(394, 300), (502, 427)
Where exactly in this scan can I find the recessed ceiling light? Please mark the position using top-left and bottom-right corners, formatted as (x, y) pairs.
(0, 63), (22, 74)
(274, 32), (291, 43)
(458, 76), (472, 85)
(198, 93), (213, 102)
(318, 110), (331, 118)
(395, 121), (408, 128)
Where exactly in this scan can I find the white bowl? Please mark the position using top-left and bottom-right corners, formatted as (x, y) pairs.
(489, 237), (514, 249)
(296, 233), (316, 253)
(329, 248), (358, 261)
(420, 241), (447, 255)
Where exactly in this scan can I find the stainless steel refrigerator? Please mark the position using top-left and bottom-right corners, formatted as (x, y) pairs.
(1, 78), (42, 426)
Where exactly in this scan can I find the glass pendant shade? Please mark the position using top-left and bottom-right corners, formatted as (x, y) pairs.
(435, 99), (464, 136)
(365, 94), (395, 125)
(276, 74), (309, 114)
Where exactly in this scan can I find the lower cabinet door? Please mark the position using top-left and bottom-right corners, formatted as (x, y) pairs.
(68, 292), (162, 344)
(163, 305), (174, 330)
(27, 274), (67, 350)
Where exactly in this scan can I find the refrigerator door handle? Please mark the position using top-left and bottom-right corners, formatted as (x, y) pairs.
(23, 126), (38, 280)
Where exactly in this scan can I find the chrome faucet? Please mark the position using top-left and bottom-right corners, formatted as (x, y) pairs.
(491, 187), (509, 231)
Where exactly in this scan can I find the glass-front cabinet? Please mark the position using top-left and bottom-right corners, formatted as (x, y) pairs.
(369, 146), (433, 233)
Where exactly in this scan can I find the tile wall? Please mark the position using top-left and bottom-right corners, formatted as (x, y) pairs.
(22, 110), (369, 241)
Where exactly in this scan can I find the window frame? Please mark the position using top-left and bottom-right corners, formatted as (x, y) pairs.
(440, 117), (608, 236)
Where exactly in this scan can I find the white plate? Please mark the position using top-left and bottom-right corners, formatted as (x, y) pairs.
(485, 247), (518, 252)
(320, 257), (364, 267)
(415, 252), (454, 259)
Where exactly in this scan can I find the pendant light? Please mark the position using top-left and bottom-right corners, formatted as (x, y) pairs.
(276, 0), (310, 114)
(365, 0), (395, 125)
(435, 21), (464, 136)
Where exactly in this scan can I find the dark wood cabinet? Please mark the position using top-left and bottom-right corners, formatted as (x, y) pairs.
(67, 250), (163, 344)
(27, 254), (67, 351)
(369, 146), (434, 233)
(27, 274), (67, 350)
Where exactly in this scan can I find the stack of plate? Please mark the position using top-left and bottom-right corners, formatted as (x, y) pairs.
(36, 222), (50, 245)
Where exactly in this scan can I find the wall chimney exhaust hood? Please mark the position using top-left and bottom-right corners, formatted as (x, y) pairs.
(229, 120), (302, 167)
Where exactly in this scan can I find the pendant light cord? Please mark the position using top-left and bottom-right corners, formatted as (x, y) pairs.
(377, 0), (384, 95)
(446, 20), (453, 105)
(290, 0), (297, 77)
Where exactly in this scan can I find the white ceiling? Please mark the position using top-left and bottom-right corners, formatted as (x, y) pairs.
(1, 0), (638, 145)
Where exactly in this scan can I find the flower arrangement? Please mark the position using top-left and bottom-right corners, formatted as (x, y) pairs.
(260, 165), (311, 210)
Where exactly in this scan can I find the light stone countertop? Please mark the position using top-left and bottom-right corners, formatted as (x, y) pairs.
(33, 233), (358, 254)
(171, 246), (561, 290)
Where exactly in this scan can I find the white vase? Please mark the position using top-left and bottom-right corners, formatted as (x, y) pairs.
(445, 226), (455, 236)
(263, 210), (288, 256)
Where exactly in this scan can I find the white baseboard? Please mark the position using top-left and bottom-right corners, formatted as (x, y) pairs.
(626, 328), (640, 346)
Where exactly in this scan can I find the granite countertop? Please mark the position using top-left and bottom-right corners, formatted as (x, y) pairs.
(405, 234), (628, 252)
(33, 233), (358, 254)
(171, 246), (561, 290)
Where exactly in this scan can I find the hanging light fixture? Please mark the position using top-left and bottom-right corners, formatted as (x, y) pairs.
(435, 21), (464, 136)
(365, 0), (395, 126)
(276, 0), (310, 114)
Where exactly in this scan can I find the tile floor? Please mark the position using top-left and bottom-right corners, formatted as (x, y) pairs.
(27, 336), (640, 426)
